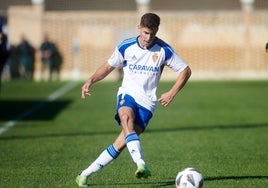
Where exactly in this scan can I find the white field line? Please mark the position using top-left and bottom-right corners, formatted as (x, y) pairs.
(0, 81), (78, 135)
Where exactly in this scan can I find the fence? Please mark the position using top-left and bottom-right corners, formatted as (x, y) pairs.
(8, 7), (268, 80)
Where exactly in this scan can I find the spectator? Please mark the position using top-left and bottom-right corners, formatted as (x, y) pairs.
(40, 34), (56, 81)
(7, 44), (20, 80)
(52, 44), (63, 81)
(0, 28), (9, 92)
(17, 35), (35, 80)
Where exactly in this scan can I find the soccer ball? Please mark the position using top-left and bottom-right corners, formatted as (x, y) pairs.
(175, 167), (204, 188)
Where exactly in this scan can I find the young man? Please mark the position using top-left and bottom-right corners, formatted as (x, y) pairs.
(39, 35), (56, 81)
(0, 28), (9, 92)
(77, 13), (191, 187)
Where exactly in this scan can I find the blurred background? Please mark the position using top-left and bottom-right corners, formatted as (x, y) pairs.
(0, 0), (267, 81)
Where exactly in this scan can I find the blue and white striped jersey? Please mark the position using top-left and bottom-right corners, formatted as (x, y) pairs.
(108, 36), (188, 112)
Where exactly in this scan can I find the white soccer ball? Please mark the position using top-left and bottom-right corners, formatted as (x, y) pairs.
(175, 167), (204, 188)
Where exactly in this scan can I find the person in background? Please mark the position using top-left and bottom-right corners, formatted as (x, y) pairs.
(0, 28), (9, 92)
(17, 35), (35, 80)
(52, 44), (63, 81)
(7, 44), (20, 80)
(76, 13), (191, 187)
(40, 34), (56, 81)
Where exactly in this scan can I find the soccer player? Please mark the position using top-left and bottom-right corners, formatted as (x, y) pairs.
(76, 12), (191, 187)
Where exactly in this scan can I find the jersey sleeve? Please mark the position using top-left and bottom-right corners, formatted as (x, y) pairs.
(107, 47), (124, 68)
(166, 52), (188, 73)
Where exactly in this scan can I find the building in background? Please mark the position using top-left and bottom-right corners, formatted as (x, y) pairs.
(1, 0), (268, 80)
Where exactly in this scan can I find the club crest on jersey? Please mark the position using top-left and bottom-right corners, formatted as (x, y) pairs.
(152, 53), (158, 62)
(120, 99), (125, 105)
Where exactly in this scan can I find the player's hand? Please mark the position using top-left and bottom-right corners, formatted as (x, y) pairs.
(81, 82), (92, 99)
(158, 92), (174, 107)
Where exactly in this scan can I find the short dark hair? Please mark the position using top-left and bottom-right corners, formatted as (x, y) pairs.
(140, 13), (160, 32)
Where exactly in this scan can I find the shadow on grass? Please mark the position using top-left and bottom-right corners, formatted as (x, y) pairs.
(0, 123), (267, 140)
(0, 99), (72, 121)
(84, 175), (268, 187)
(205, 175), (268, 181)
(147, 123), (268, 133)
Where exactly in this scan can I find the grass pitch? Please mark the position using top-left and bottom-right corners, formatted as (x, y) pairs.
(0, 80), (267, 188)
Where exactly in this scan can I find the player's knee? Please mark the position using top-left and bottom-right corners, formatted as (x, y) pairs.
(120, 113), (134, 125)
(120, 113), (130, 122)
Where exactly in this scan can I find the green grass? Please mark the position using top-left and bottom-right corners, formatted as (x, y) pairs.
(0, 80), (268, 188)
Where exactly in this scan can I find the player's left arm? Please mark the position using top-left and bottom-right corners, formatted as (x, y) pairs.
(158, 66), (191, 107)
(81, 62), (115, 99)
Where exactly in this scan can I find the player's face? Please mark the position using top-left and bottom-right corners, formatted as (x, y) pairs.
(138, 26), (157, 49)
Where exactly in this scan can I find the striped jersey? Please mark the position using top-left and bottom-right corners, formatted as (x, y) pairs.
(108, 36), (188, 112)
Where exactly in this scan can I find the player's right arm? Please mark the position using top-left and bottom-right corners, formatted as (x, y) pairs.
(81, 62), (115, 99)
